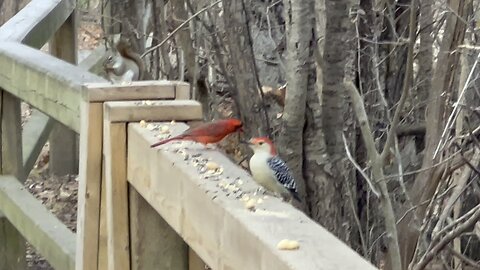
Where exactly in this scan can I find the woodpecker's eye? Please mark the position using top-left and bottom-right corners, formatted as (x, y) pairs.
(258, 142), (264, 145)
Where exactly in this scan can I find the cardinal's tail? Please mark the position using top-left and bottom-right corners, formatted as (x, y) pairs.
(150, 135), (184, 148)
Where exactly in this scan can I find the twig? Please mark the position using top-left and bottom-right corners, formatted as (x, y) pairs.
(379, 0), (417, 163)
(433, 148), (480, 236)
(434, 204), (480, 243)
(447, 246), (480, 269)
(379, 148), (472, 182)
(394, 136), (414, 209)
(344, 80), (379, 161)
(342, 133), (380, 197)
(141, 0), (222, 58)
(433, 52), (480, 158)
(343, 174), (368, 256)
(413, 205), (480, 270)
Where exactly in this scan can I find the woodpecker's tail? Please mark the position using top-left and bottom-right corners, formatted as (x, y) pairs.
(291, 191), (302, 202)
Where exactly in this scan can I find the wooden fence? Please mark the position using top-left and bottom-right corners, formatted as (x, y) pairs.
(0, 1), (378, 270)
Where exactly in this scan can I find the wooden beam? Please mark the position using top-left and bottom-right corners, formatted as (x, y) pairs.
(82, 81), (189, 102)
(0, 175), (76, 270)
(0, 219), (25, 269)
(0, 42), (107, 133)
(49, 11), (79, 175)
(22, 109), (55, 178)
(0, 0), (75, 47)
(103, 100), (203, 122)
(1, 92), (23, 179)
(175, 82), (191, 100)
(76, 102), (103, 270)
(127, 123), (378, 270)
(97, 166), (108, 270)
(129, 186), (188, 270)
(78, 45), (107, 74)
(189, 248), (207, 270)
(0, 91), (26, 270)
(103, 118), (130, 270)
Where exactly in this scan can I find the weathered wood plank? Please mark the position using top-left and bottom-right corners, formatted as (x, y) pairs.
(127, 123), (378, 270)
(22, 109), (55, 178)
(189, 248), (207, 270)
(0, 176), (76, 270)
(1, 92), (23, 179)
(0, 42), (107, 133)
(82, 81), (188, 102)
(78, 45), (107, 75)
(98, 166), (108, 270)
(103, 120), (130, 270)
(103, 100), (203, 122)
(175, 83), (191, 100)
(129, 186), (188, 270)
(0, 218), (25, 269)
(49, 11), (79, 175)
(76, 102), (103, 270)
(0, 91), (26, 270)
(0, 0), (75, 47)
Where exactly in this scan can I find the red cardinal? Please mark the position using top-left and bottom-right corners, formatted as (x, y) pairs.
(150, 118), (243, 148)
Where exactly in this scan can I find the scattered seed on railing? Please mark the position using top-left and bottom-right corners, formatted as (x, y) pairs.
(244, 199), (256, 211)
(276, 239), (300, 250)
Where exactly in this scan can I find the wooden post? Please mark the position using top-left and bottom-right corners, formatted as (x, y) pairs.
(0, 91), (26, 269)
(129, 186), (188, 270)
(76, 102), (103, 270)
(189, 248), (208, 270)
(49, 11), (79, 175)
(97, 164), (108, 270)
(103, 118), (130, 270)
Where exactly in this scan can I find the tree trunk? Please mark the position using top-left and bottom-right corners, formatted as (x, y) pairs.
(277, 0), (315, 203)
(221, 0), (269, 137)
(415, 0), (433, 122)
(109, 0), (148, 51)
(304, 0), (358, 248)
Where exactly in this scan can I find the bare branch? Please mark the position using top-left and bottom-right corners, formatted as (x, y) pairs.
(447, 246), (480, 269)
(433, 148), (480, 236)
(379, 0), (417, 163)
(433, 52), (480, 158)
(141, 0), (222, 58)
(343, 80), (379, 160)
(342, 133), (380, 197)
(413, 205), (480, 270)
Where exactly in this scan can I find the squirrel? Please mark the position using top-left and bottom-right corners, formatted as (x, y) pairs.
(262, 83), (287, 107)
(103, 37), (145, 84)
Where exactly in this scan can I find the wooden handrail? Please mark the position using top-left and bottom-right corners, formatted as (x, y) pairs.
(0, 42), (106, 132)
(126, 121), (378, 270)
(0, 0), (75, 47)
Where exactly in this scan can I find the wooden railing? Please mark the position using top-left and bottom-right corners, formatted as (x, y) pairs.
(0, 1), (378, 270)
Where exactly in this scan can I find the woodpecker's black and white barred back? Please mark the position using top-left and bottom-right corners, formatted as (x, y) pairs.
(266, 156), (301, 201)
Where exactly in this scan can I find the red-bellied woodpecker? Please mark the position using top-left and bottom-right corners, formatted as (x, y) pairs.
(151, 118), (243, 148)
(247, 137), (301, 202)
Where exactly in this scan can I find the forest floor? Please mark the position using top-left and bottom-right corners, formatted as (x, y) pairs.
(24, 19), (102, 270)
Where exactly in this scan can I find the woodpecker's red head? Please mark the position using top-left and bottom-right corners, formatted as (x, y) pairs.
(247, 137), (277, 155)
